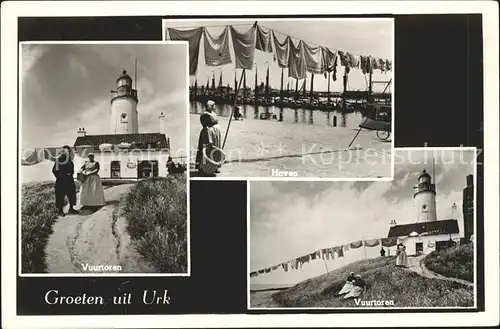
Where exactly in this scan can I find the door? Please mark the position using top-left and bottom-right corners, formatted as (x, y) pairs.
(110, 161), (121, 178)
(415, 242), (424, 255)
(137, 160), (159, 178)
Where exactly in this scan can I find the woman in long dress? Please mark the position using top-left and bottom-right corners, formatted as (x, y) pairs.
(195, 100), (222, 174)
(79, 153), (105, 208)
(396, 243), (408, 267)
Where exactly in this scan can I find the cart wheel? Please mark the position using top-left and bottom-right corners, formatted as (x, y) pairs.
(377, 130), (390, 141)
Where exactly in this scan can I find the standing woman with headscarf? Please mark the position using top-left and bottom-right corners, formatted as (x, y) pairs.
(396, 242), (408, 267)
(79, 153), (105, 209)
(195, 100), (222, 173)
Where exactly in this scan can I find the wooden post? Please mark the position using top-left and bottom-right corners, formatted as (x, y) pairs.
(222, 70), (245, 149)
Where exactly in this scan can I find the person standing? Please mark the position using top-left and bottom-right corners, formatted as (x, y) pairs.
(79, 153), (105, 209)
(52, 145), (78, 216)
(396, 242), (408, 267)
(195, 100), (222, 174)
(380, 247), (386, 257)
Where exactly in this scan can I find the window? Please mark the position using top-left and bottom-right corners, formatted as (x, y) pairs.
(121, 113), (128, 123)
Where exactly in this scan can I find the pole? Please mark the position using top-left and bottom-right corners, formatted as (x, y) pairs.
(368, 57), (373, 100)
(310, 73), (314, 101)
(295, 78), (298, 99)
(265, 64), (270, 99)
(134, 58), (138, 90)
(323, 257), (329, 274)
(280, 68), (284, 102)
(243, 69), (247, 100)
(254, 64), (258, 103)
(222, 70), (245, 149)
(348, 105), (377, 147)
(327, 71), (331, 105)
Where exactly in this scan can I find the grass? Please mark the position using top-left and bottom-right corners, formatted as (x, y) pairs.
(21, 181), (80, 273)
(271, 256), (474, 308)
(424, 244), (474, 283)
(123, 174), (187, 273)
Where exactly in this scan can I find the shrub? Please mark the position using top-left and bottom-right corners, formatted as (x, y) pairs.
(424, 244), (474, 282)
(123, 174), (187, 273)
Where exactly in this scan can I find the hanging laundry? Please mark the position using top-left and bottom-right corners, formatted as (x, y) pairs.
(337, 245), (344, 258)
(364, 239), (380, 247)
(271, 265), (279, 271)
(309, 251), (317, 260)
(321, 47), (338, 81)
(386, 59), (392, 71)
(303, 42), (324, 74)
(291, 259), (299, 270)
(371, 57), (381, 71)
(321, 248), (329, 260)
(338, 51), (359, 74)
(350, 240), (363, 249)
(203, 26), (232, 67)
(21, 148), (45, 166)
(288, 40), (307, 79)
(360, 56), (371, 74)
(315, 250), (321, 259)
(381, 237), (397, 247)
(272, 31), (291, 68)
(250, 272), (258, 277)
(230, 25), (256, 70)
(265, 268), (271, 273)
(343, 244), (350, 251)
(282, 262), (289, 272)
(378, 58), (387, 73)
(328, 247), (335, 260)
(167, 27), (203, 75)
(258, 269), (265, 274)
(255, 24), (273, 52)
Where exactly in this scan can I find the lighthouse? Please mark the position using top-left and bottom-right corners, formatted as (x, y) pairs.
(413, 169), (437, 222)
(110, 70), (138, 134)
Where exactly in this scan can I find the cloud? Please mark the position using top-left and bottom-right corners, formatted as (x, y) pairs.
(21, 44), (48, 77)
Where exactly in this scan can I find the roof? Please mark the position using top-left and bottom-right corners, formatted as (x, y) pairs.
(116, 70), (132, 82)
(387, 219), (459, 238)
(74, 133), (169, 150)
(419, 169), (431, 180)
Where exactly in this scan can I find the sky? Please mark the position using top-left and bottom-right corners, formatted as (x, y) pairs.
(250, 149), (475, 285)
(164, 18), (393, 94)
(21, 43), (187, 156)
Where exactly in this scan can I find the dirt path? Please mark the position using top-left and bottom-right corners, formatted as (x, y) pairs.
(45, 184), (156, 274)
(405, 255), (473, 287)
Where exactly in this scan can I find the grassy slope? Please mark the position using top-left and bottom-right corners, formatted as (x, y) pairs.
(124, 174), (187, 273)
(21, 181), (80, 273)
(424, 244), (474, 283)
(272, 256), (473, 308)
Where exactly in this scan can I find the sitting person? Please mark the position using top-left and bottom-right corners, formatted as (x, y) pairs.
(344, 275), (368, 299)
(337, 272), (356, 295)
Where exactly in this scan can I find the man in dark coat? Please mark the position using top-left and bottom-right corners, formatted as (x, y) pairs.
(52, 145), (78, 216)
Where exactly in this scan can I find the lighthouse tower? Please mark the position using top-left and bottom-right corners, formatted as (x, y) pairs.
(413, 169), (437, 222)
(110, 70), (138, 134)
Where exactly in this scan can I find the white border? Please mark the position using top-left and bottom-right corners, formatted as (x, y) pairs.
(17, 41), (192, 277)
(167, 17), (395, 182)
(1, 1), (498, 328)
(247, 147), (478, 311)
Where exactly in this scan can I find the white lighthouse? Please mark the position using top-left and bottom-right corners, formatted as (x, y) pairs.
(110, 70), (138, 134)
(413, 169), (437, 222)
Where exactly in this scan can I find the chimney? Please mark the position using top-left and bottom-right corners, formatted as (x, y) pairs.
(451, 202), (458, 218)
(466, 174), (473, 187)
(77, 127), (86, 137)
(159, 111), (166, 134)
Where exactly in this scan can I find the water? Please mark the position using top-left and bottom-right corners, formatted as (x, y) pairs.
(190, 101), (365, 130)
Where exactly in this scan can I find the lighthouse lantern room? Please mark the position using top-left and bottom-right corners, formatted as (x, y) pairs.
(110, 70), (139, 134)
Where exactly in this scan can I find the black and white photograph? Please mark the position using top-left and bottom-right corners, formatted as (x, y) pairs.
(164, 19), (394, 179)
(249, 148), (476, 309)
(19, 42), (189, 275)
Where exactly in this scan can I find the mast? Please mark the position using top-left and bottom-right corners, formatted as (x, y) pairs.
(368, 56), (373, 100)
(280, 68), (284, 102)
(327, 71), (331, 104)
(310, 73), (314, 101)
(134, 58), (138, 90)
